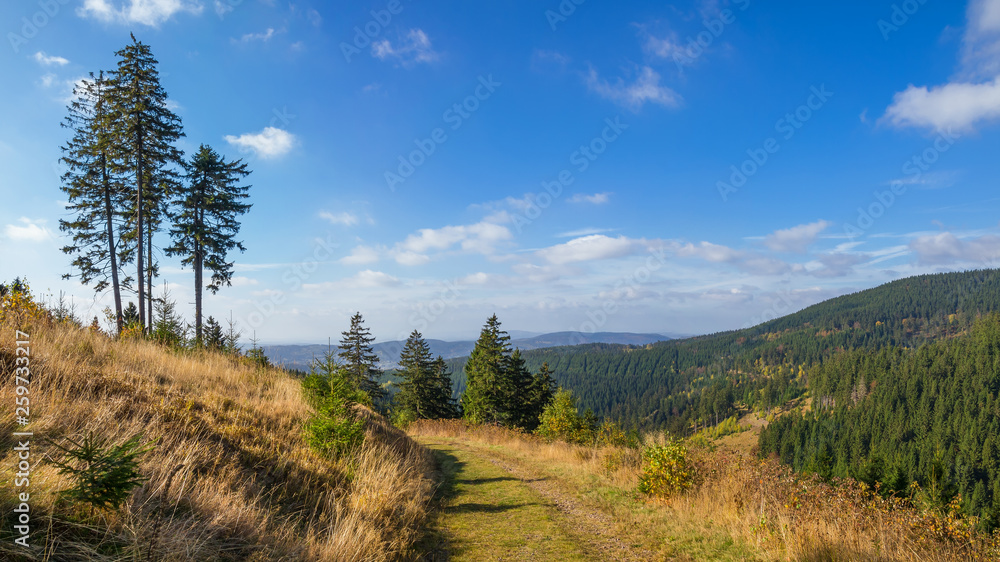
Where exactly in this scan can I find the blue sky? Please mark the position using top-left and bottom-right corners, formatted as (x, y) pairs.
(3, 0), (1000, 344)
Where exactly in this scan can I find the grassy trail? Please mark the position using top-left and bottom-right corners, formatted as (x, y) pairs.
(415, 437), (644, 561)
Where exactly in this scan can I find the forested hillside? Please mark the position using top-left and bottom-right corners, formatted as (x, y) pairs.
(448, 270), (1000, 432)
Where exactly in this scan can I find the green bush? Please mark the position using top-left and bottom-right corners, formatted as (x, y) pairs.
(302, 351), (367, 458)
(534, 388), (597, 444)
(637, 438), (694, 500)
(47, 432), (156, 512)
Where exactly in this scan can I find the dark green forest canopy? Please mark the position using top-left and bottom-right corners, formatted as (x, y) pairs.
(445, 269), (1000, 432)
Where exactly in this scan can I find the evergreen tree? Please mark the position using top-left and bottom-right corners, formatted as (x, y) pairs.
(122, 302), (140, 326)
(522, 362), (556, 432)
(150, 283), (187, 347)
(462, 314), (515, 425)
(431, 355), (460, 419)
(166, 144), (251, 344)
(506, 348), (536, 429)
(395, 331), (458, 423)
(109, 34), (184, 331)
(59, 71), (131, 334)
(203, 316), (225, 350)
(338, 313), (386, 404)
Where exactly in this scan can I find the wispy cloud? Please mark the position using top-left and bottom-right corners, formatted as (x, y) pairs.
(764, 220), (831, 254)
(33, 51), (68, 66)
(78, 0), (203, 27)
(319, 211), (359, 227)
(224, 127), (297, 159)
(568, 192), (611, 205)
(4, 218), (53, 242)
(536, 235), (638, 265)
(909, 231), (1000, 264)
(372, 29), (439, 65)
(235, 28), (276, 44)
(585, 66), (681, 111)
(556, 227), (617, 238)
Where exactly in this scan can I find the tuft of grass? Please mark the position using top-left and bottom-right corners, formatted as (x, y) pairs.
(0, 309), (435, 561)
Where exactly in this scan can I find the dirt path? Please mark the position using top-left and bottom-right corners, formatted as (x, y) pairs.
(415, 437), (653, 561)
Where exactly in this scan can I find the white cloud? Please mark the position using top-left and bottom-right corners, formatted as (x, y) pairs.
(676, 241), (792, 276)
(307, 9), (322, 26)
(568, 192), (611, 205)
(236, 28), (275, 43)
(808, 253), (868, 278)
(372, 29), (439, 65)
(33, 52), (68, 66)
(4, 218), (53, 242)
(909, 232), (1000, 265)
(340, 245), (381, 265)
(883, 0), (1000, 132)
(460, 272), (492, 285)
(537, 235), (637, 265)
(882, 79), (1000, 132)
(393, 251), (431, 266)
(224, 127), (296, 159)
(764, 220), (831, 254)
(305, 270), (400, 290)
(586, 66), (681, 111)
(398, 221), (512, 256)
(78, 0), (203, 26)
(319, 211), (359, 227)
(229, 276), (258, 287)
(676, 241), (741, 263)
(557, 227), (616, 238)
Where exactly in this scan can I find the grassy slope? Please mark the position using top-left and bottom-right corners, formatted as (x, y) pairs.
(409, 420), (999, 561)
(0, 312), (434, 561)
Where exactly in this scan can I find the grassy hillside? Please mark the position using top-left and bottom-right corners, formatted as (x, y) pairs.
(0, 299), (434, 560)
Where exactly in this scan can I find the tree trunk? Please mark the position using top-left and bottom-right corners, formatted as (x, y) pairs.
(136, 127), (145, 331)
(101, 153), (123, 335)
(195, 244), (203, 346)
(147, 223), (153, 327)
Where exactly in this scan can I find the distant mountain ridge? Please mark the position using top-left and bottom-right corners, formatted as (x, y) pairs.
(263, 331), (670, 372)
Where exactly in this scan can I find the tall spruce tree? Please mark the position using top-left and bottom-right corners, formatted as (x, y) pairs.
(395, 331), (458, 422)
(338, 313), (386, 404)
(462, 314), (515, 425)
(110, 34), (184, 331)
(59, 72), (132, 334)
(165, 144), (251, 344)
(521, 361), (556, 431)
(431, 355), (459, 418)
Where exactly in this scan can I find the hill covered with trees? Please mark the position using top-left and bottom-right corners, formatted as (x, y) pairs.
(446, 269), (1000, 433)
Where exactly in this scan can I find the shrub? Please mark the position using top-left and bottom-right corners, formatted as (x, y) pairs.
(638, 438), (694, 500)
(534, 388), (597, 444)
(302, 351), (367, 458)
(47, 432), (156, 512)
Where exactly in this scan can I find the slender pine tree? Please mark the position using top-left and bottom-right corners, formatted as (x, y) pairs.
(109, 34), (184, 331)
(59, 71), (132, 334)
(395, 331), (458, 422)
(338, 313), (386, 404)
(165, 144), (251, 344)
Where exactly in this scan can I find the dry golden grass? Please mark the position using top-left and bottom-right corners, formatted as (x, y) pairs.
(409, 419), (1000, 561)
(0, 310), (434, 561)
